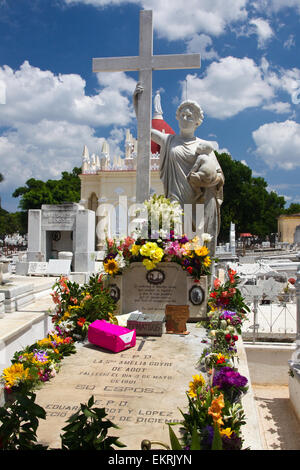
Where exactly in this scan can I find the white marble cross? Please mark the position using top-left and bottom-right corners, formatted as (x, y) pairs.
(93, 10), (200, 203)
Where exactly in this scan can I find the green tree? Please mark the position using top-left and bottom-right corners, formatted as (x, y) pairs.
(284, 203), (300, 215)
(12, 167), (81, 211)
(216, 152), (286, 241)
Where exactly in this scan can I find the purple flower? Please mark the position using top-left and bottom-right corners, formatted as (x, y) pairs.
(201, 425), (214, 449)
(222, 432), (243, 450)
(212, 367), (248, 390)
(180, 235), (189, 244)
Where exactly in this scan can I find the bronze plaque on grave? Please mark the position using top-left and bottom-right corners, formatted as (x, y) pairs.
(165, 305), (189, 335)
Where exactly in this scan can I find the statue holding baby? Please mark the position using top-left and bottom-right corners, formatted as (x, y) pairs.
(133, 83), (224, 260)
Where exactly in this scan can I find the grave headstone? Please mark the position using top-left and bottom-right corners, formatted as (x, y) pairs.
(47, 259), (71, 277)
(112, 262), (207, 320)
(28, 262), (49, 276)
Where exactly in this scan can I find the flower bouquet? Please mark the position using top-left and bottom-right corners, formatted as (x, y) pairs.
(169, 373), (247, 450)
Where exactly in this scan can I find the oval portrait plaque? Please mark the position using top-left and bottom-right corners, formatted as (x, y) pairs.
(146, 269), (165, 285)
(189, 285), (204, 306)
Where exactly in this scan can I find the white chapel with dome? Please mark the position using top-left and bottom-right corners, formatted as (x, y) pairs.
(79, 91), (175, 249)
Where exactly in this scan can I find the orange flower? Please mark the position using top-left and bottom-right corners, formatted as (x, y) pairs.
(208, 393), (225, 427)
(77, 317), (86, 327)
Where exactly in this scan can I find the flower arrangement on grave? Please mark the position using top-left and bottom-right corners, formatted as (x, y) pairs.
(1, 332), (76, 395)
(168, 371), (247, 450)
(50, 273), (118, 341)
(166, 267), (250, 450)
(208, 268), (250, 317)
(102, 195), (213, 280)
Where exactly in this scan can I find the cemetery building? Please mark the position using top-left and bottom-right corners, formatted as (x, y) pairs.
(278, 213), (300, 244)
(79, 92), (174, 249)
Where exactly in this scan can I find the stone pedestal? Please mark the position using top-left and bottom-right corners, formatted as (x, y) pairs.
(108, 262), (207, 320)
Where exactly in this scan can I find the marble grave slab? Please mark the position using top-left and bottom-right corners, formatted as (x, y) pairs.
(35, 324), (208, 450)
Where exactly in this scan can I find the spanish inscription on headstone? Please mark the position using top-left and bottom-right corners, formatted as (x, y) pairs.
(122, 262), (187, 315)
(35, 325), (208, 449)
(165, 305), (189, 335)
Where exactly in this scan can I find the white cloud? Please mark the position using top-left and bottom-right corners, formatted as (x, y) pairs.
(185, 34), (219, 61)
(262, 101), (291, 113)
(253, 0), (300, 14)
(252, 120), (300, 170)
(63, 0), (248, 40)
(0, 62), (137, 201)
(249, 18), (274, 48)
(284, 34), (296, 49)
(182, 56), (274, 119)
(0, 62), (136, 128)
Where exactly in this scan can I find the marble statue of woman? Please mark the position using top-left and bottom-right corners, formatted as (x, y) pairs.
(133, 83), (224, 259)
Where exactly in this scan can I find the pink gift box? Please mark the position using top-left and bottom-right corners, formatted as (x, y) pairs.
(88, 319), (136, 353)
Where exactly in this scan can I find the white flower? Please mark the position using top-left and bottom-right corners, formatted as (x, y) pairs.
(201, 233), (213, 243)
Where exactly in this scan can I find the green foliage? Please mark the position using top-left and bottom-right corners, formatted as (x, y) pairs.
(0, 392), (47, 450)
(284, 203), (300, 215)
(216, 152), (286, 240)
(60, 395), (126, 450)
(0, 210), (26, 240)
(12, 167), (81, 211)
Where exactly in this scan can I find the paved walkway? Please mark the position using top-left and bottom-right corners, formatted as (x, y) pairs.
(253, 384), (300, 450)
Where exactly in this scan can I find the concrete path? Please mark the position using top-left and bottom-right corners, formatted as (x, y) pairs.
(253, 384), (300, 450)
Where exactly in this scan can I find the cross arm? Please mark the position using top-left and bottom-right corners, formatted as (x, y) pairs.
(93, 56), (141, 73)
(152, 53), (200, 70)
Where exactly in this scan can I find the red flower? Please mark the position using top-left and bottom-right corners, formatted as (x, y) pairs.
(63, 337), (73, 344)
(77, 317), (86, 327)
(225, 334), (231, 342)
(210, 292), (218, 298)
(233, 335), (238, 341)
(214, 278), (221, 289)
(187, 266), (193, 274)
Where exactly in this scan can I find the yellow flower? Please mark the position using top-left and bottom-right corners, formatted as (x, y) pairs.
(2, 363), (30, 388)
(130, 244), (140, 256)
(188, 374), (206, 398)
(140, 242), (158, 258)
(220, 428), (233, 438)
(37, 337), (51, 347)
(195, 246), (209, 257)
(150, 247), (164, 263)
(208, 393), (225, 427)
(104, 258), (119, 275)
(203, 256), (211, 267)
(142, 258), (156, 270)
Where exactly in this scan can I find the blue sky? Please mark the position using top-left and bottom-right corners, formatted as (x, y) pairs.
(0, 0), (300, 212)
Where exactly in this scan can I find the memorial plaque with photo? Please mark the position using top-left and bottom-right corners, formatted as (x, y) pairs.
(122, 263), (187, 315)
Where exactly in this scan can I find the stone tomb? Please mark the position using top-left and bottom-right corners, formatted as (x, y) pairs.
(109, 262), (208, 321)
(27, 203), (95, 273)
(0, 283), (35, 313)
(35, 325), (208, 449)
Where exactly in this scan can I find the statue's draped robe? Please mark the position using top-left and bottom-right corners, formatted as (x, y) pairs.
(159, 134), (224, 259)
